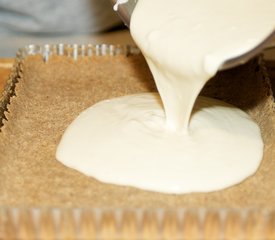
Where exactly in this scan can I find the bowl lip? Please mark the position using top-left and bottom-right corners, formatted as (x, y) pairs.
(111, 0), (137, 27)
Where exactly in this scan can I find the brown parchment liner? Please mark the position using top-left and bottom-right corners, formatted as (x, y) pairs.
(0, 44), (275, 239)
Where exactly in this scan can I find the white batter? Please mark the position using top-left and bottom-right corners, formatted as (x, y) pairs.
(56, 94), (263, 194)
(56, 0), (274, 194)
(130, 0), (275, 132)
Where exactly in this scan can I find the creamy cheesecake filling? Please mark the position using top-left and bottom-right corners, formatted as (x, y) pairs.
(56, 0), (274, 193)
